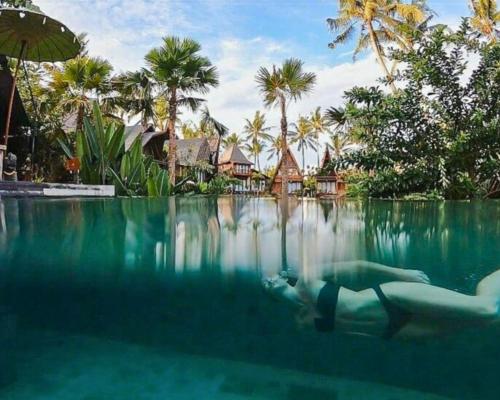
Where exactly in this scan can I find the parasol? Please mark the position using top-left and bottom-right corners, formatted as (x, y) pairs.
(0, 7), (81, 177)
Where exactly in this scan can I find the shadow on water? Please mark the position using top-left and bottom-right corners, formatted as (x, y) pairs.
(0, 197), (499, 399)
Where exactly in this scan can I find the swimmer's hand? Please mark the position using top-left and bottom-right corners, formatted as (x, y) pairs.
(399, 269), (431, 284)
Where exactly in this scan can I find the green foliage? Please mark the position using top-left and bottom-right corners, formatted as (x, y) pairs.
(77, 102), (125, 185)
(344, 170), (369, 198)
(337, 22), (500, 199)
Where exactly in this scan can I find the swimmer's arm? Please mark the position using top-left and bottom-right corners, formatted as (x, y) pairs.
(322, 261), (430, 288)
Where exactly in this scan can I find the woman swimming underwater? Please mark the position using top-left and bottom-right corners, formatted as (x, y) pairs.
(263, 261), (500, 340)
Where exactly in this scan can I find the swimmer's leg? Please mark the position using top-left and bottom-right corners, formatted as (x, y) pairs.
(476, 269), (500, 298)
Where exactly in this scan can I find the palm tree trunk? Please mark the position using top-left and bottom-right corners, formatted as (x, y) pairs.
(302, 145), (305, 175)
(215, 135), (221, 174)
(316, 132), (320, 168)
(279, 95), (288, 198)
(168, 88), (177, 186)
(367, 22), (397, 93)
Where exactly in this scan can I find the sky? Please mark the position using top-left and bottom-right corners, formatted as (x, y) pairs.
(35, 0), (471, 169)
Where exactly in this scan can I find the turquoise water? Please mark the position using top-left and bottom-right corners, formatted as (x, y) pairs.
(0, 197), (499, 399)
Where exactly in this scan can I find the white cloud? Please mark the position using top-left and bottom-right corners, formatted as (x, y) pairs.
(32, 0), (467, 169)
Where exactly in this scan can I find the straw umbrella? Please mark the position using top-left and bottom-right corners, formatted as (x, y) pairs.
(0, 7), (80, 178)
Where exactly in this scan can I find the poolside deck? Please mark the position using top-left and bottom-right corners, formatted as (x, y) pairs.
(0, 181), (115, 198)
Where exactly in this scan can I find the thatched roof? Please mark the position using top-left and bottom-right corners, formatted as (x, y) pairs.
(219, 144), (252, 165)
(124, 125), (167, 152)
(167, 138), (211, 166)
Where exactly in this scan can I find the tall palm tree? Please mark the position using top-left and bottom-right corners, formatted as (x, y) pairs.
(267, 135), (283, 166)
(256, 58), (316, 197)
(245, 141), (266, 171)
(469, 0), (499, 42)
(309, 107), (330, 168)
(50, 55), (113, 133)
(145, 36), (219, 185)
(243, 111), (272, 167)
(112, 69), (156, 127)
(290, 116), (317, 174)
(327, 0), (427, 92)
(200, 107), (228, 172)
(223, 133), (243, 148)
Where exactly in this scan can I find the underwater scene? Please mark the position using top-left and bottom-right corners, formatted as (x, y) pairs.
(1, 197), (499, 400)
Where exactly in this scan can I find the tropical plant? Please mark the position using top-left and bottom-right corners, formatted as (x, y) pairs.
(309, 107), (330, 167)
(200, 106), (228, 170)
(49, 56), (113, 134)
(327, 0), (429, 92)
(329, 132), (353, 158)
(255, 58), (316, 197)
(245, 141), (266, 171)
(468, 0), (499, 42)
(290, 116), (317, 174)
(145, 36), (219, 185)
(112, 69), (156, 127)
(222, 133), (243, 147)
(338, 22), (500, 199)
(58, 101), (124, 185)
(266, 135), (283, 165)
(243, 111), (272, 167)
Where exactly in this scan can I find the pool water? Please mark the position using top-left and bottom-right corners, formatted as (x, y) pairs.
(0, 197), (499, 399)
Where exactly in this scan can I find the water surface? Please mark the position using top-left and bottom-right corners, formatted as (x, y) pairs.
(0, 197), (499, 399)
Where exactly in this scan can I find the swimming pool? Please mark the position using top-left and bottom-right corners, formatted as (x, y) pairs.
(1, 197), (499, 399)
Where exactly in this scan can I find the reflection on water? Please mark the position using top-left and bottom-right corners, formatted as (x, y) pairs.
(0, 197), (499, 399)
(1, 197), (498, 290)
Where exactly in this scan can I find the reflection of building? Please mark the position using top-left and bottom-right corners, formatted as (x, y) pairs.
(316, 147), (346, 197)
(270, 148), (303, 195)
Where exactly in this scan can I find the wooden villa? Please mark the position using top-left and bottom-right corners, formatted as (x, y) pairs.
(316, 147), (346, 197)
(171, 138), (212, 182)
(218, 144), (253, 192)
(270, 147), (303, 195)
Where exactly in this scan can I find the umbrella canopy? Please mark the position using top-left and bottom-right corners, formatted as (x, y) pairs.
(0, 7), (81, 62)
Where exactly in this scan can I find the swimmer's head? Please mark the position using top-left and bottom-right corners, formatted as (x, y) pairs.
(262, 273), (303, 307)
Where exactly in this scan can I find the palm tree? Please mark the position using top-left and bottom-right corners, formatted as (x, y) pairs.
(223, 133), (243, 147)
(200, 107), (228, 172)
(243, 111), (272, 167)
(327, 0), (428, 92)
(325, 106), (349, 135)
(290, 116), (317, 174)
(267, 135), (283, 166)
(50, 55), (113, 133)
(145, 36), (219, 185)
(329, 132), (353, 158)
(255, 58), (316, 197)
(112, 69), (156, 127)
(309, 107), (330, 168)
(245, 141), (266, 171)
(468, 0), (499, 42)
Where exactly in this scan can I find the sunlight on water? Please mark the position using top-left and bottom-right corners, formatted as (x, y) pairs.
(1, 197), (499, 399)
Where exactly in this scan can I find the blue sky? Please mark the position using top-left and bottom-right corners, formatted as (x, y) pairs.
(36, 0), (471, 169)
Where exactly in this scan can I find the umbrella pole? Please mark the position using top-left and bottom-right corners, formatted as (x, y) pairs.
(0, 41), (26, 181)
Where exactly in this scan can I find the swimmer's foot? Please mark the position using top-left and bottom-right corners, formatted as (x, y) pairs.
(398, 269), (431, 284)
